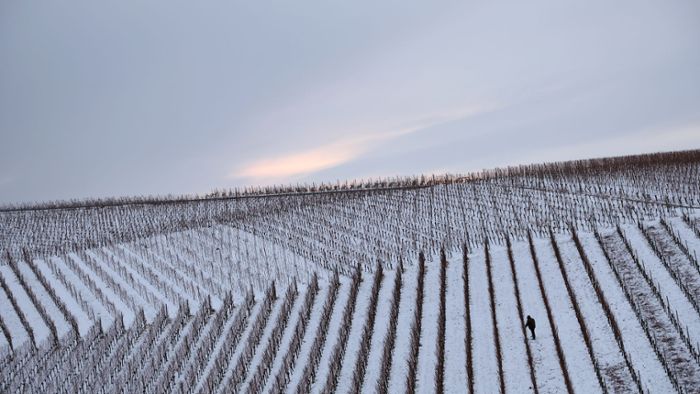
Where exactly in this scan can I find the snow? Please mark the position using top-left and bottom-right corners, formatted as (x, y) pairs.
(0, 281), (29, 349)
(152, 231), (228, 297)
(443, 253), (469, 393)
(47, 255), (114, 329)
(0, 266), (51, 346)
(284, 283), (329, 392)
(599, 228), (700, 390)
(2, 163), (700, 393)
(129, 242), (214, 307)
(133, 237), (212, 308)
(580, 231), (676, 393)
(670, 216), (700, 261)
(555, 235), (636, 392)
(468, 247), (500, 393)
(216, 300), (264, 393)
(416, 257), (440, 392)
(118, 245), (208, 310)
(490, 245), (533, 393)
(147, 224), (331, 300)
(387, 262), (418, 393)
(360, 270), (395, 392)
(510, 240), (568, 394)
(67, 253), (136, 327)
(101, 248), (177, 317)
(84, 250), (157, 321)
(646, 221), (700, 303)
(88, 248), (168, 322)
(173, 314), (217, 387)
(114, 246), (188, 309)
(445, 253), (467, 392)
(0, 326), (8, 351)
(149, 316), (196, 391)
(335, 274), (373, 391)
(193, 304), (248, 393)
(622, 225), (700, 355)
(120, 313), (169, 381)
(531, 237), (601, 393)
(15, 259), (71, 337)
(240, 288), (294, 392)
(262, 285), (314, 393)
(134, 316), (179, 383)
(33, 258), (92, 336)
(310, 277), (351, 393)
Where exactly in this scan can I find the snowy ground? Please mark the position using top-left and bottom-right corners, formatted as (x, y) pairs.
(4, 215), (700, 392)
(510, 240), (568, 394)
(490, 245), (532, 393)
(442, 255), (469, 393)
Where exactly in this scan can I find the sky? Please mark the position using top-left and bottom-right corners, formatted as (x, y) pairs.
(1, 0), (700, 204)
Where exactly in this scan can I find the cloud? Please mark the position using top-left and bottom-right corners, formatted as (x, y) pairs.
(232, 142), (361, 179)
(229, 105), (489, 181)
(513, 121), (700, 166)
(0, 176), (15, 188)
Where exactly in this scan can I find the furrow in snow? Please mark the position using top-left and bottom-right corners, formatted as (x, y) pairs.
(311, 277), (352, 393)
(284, 284), (329, 392)
(490, 245), (532, 393)
(416, 257), (440, 393)
(580, 231), (675, 392)
(557, 234), (636, 393)
(599, 230), (700, 391)
(0, 266), (51, 345)
(623, 225), (700, 356)
(335, 275), (373, 391)
(387, 262), (418, 393)
(532, 237), (601, 393)
(511, 240), (568, 394)
(14, 259), (71, 337)
(241, 287), (297, 392)
(0, 281), (29, 349)
(67, 253), (136, 326)
(361, 270), (396, 392)
(34, 258), (92, 336)
(469, 246), (500, 393)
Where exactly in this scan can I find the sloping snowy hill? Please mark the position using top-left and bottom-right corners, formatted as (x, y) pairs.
(2, 150), (700, 393)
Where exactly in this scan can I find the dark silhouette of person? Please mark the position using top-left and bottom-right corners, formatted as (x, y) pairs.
(525, 315), (536, 339)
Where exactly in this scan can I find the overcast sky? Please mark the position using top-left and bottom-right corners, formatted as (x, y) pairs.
(1, 0), (699, 204)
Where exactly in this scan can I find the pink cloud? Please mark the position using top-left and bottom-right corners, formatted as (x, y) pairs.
(229, 105), (489, 180)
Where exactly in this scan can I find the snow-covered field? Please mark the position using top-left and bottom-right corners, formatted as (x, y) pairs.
(1, 151), (700, 393)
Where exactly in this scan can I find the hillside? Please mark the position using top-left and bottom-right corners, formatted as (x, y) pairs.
(1, 149), (700, 393)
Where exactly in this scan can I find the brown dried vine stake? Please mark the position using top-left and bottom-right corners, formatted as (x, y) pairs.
(294, 273), (340, 394)
(350, 265), (383, 394)
(435, 248), (447, 394)
(405, 251), (426, 394)
(463, 243), (474, 394)
(320, 266), (362, 394)
(376, 262), (403, 394)
(484, 240), (505, 393)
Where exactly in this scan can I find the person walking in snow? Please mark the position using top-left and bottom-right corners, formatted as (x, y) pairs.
(525, 315), (536, 339)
